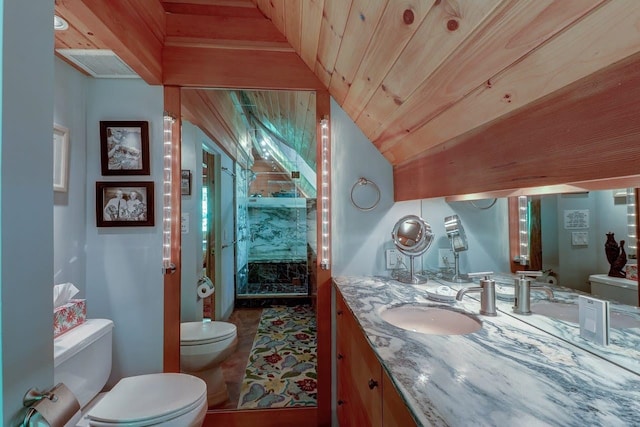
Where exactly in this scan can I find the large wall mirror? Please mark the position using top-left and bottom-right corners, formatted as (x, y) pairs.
(420, 187), (639, 375)
(179, 87), (320, 414)
(509, 188), (638, 303)
(505, 187), (640, 375)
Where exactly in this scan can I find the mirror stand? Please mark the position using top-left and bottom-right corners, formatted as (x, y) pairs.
(443, 214), (471, 283)
(391, 215), (434, 284)
(445, 251), (470, 283)
(393, 254), (429, 284)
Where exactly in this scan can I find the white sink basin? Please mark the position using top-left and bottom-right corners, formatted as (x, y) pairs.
(530, 301), (640, 329)
(380, 304), (482, 335)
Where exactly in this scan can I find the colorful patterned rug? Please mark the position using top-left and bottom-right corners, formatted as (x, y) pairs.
(237, 305), (317, 409)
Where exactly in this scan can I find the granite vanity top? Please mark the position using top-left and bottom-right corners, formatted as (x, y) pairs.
(333, 276), (640, 427)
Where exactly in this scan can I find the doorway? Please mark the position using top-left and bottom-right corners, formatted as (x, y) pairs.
(234, 89), (317, 307)
(180, 88), (326, 417)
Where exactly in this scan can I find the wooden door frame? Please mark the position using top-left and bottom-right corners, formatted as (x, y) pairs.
(164, 88), (333, 424)
(163, 86), (182, 372)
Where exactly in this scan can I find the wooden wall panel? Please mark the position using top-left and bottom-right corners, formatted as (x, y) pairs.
(162, 2), (262, 18)
(283, 0), (302, 53)
(300, 0), (324, 71)
(165, 12), (287, 43)
(56, 0), (164, 84)
(315, 90), (332, 427)
(329, 0), (388, 105)
(314, 0), (352, 87)
(128, 0), (166, 43)
(355, 0), (502, 139)
(393, 51), (640, 201)
(181, 89), (240, 161)
(163, 86), (181, 373)
(340, 0), (432, 121)
(381, 0), (631, 164)
(203, 408), (316, 426)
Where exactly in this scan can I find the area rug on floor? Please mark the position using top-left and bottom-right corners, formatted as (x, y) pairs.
(237, 305), (317, 409)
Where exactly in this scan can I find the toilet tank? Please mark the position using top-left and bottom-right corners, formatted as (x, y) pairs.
(54, 319), (114, 408)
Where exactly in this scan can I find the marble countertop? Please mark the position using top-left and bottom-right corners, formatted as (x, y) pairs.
(333, 275), (640, 427)
(490, 273), (640, 376)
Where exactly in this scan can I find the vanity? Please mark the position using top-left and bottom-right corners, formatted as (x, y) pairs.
(333, 275), (640, 426)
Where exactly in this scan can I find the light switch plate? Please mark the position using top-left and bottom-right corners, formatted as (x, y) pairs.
(579, 295), (609, 346)
(385, 249), (403, 269)
(438, 249), (455, 268)
(571, 231), (589, 246)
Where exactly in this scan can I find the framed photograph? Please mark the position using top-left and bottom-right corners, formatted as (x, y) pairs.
(53, 124), (70, 192)
(96, 181), (154, 227)
(100, 121), (150, 175)
(181, 170), (192, 195)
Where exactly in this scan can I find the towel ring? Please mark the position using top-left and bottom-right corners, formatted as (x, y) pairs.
(350, 177), (381, 211)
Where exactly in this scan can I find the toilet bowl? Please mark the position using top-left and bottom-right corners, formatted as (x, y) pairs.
(180, 321), (238, 407)
(82, 373), (206, 427)
(54, 319), (207, 427)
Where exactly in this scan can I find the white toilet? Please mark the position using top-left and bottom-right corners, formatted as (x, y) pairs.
(54, 319), (207, 427)
(180, 321), (238, 407)
(589, 274), (639, 306)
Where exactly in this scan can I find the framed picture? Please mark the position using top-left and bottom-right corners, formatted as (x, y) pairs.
(181, 170), (192, 195)
(100, 121), (150, 175)
(96, 181), (154, 227)
(53, 124), (70, 192)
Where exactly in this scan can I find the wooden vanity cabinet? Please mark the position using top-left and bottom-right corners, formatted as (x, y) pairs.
(336, 291), (417, 427)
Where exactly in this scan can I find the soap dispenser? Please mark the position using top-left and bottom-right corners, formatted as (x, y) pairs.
(513, 271), (543, 315)
(456, 271), (497, 316)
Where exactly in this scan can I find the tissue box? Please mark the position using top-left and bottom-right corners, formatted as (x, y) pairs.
(626, 264), (638, 281)
(54, 299), (86, 338)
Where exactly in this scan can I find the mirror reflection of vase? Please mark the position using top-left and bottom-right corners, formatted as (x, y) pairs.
(605, 232), (619, 266)
(606, 232), (628, 278)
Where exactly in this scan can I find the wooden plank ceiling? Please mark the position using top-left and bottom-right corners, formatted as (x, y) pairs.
(54, 0), (640, 200)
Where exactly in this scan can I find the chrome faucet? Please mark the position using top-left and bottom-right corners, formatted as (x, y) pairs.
(513, 271), (555, 315)
(456, 272), (497, 316)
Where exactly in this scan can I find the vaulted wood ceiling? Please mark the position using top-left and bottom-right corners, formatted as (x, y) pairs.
(54, 0), (640, 200)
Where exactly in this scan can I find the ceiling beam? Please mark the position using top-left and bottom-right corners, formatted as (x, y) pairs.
(163, 46), (324, 90)
(165, 11), (288, 45)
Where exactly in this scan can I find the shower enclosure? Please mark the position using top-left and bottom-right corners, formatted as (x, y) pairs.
(236, 164), (316, 302)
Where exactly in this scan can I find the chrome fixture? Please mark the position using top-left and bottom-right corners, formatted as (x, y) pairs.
(350, 177), (381, 211)
(391, 215), (434, 284)
(444, 214), (470, 282)
(456, 272), (497, 316)
(513, 271), (555, 315)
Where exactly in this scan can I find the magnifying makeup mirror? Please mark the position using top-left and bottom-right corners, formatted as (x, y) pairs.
(391, 215), (434, 284)
(444, 214), (470, 282)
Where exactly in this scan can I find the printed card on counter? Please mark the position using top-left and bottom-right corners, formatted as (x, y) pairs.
(578, 295), (609, 346)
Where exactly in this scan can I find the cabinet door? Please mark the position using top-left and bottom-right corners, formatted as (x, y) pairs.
(382, 370), (417, 427)
(336, 294), (383, 427)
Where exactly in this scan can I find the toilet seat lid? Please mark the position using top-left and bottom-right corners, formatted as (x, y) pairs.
(180, 321), (237, 344)
(87, 373), (206, 425)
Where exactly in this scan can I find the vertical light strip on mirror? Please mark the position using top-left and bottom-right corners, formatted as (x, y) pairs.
(627, 188), (637, 256)
(518, 195), (529, 265)
(320, 117), (331, 270)
(163, 113), (176, 273)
